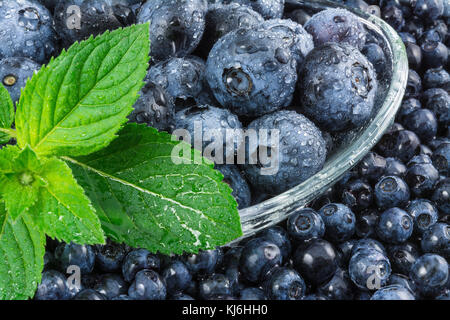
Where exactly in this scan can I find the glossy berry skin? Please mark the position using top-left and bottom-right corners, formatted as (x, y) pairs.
(94, 241), (128, 273)
(259, 226), (292, 262)
(362, 42), (386, 76)
(355, 209), (379, 238)
(421, 223), (450, 259)
(317, 268), (354, 300)
(199, 273), (233, 300)
(293, 239), (338, 286)
(239, 238), (282, 283)
(287, 208), (325, 242)
(206, 28), (298, 117)
(174, 105), (243, 161)
(432, 143), (450, 175)
(229, 0), (285, 19)
(161, 260), (192, 294)
(397, 98), (421, 123)
(299, 43), (377, 133)
(431, 178), (449, 215)
(54, 243), (96, 275)
(376, 130), (421, 163)
(423, 88), (449, 129)
(348, 248), (391, 290)
(0, 0), (58, 64)
(0, 57), (40, 103)
(137, 0), (207, 61)
(122, 249), (161, 283)
(319, 203), (356, 243)
(94, 274), (128, 299)
(170, 293), (195, 300)
(387, 243), (420, 275)
(304, 8), (367, 50)
(342, 179), (373, 212)
(410, 254), (449, 297)
(414, 0), (444, 20)
(404, 109), (438, 143)
(239, 287), (267, 300)
(34, 270), (70, 300)
(128, 269), (167, 300)
(242, 110), (327, 195)
(423, 67), (450, 89)
(147, 57), (213, 111)
(405, 70), (422, 99)
(382, 4), (405, 30)
(183, 248), (223, 276)
(385, 158), (407, 177)
(405, 42), (423, 70)
(421, 41), (448, 69)
(376, 208), (414, 244)
(406, 199), (439, 234)
(128, 81), (175, 132)
(351, 238), (387, 256)
(374, 175), (410, 209)
(73, 289), (106, 300)
(370, 284), (415, 300)
(388, 273), (417, 295)
(405, 156), (440, 197)
(263, 267), (306, 300)
(358, 152), (387, 183)
(197, 3), (264, 58)
(216, 165), (251, 209)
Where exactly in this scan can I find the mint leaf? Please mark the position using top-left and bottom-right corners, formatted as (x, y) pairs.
(32, 158), (105, 245)
(0, 201), (45, 300)
(66, 124), (242, 255)
(15, 24), (150, 157)
(0, 84), (14, 144)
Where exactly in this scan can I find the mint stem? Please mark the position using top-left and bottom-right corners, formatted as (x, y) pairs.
(0, 128), (16, 138)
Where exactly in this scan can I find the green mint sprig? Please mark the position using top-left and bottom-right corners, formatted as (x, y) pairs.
(0, 24), (242, 300)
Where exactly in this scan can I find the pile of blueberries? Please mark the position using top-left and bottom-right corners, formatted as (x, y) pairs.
(0, 0), (448, 300)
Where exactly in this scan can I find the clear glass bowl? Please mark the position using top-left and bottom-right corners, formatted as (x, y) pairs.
(233, 0), (408, 242)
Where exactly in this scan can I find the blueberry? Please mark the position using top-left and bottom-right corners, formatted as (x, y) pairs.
(147, 57), (214, 111)
(285, 8), (311, 25)
(0, 0), (58, 64)
(405, 70), (422, 99)
(421, 223), (450, 259)
(304, 8), (367, 50)
(377, 129), (421, 163)
(399, 32), (417, 44)
(259, 19), (314, 68)
(431, 178), (449, 215)
(336, 239), (357, 267)
(94, 274), (128, 299)
(299, 43), (377, 133)
(94, 240), (128, 273)
(206, 28), (298, 117)
(128, 81), (175, 132)
(414, 0), (445, 19)
(374, 175), (410, 209)
(376, 207), (414, 244)
(111, 294), (133, 300)
(410, 254), (449, 297)
(406, 199), (439, 234)
(351, 238), (387, 256)
(362, 42), (386, 76)
(423, 88), (449, 129)
(259, 226), (292, 262)
(405, 42), (422, 70)
(397, 98), (421, 123)
(197, 3), (264, 58)
(318, 203), (356, 243)
(0, 57), (40, 103)
(423, 67), (450, 89)
(34, 270), (70, 300)
(432, 142), (450, 175)
(405, 155), (440, 197)
(388, 273), (417, 296)
(293, 239), (338, 286)
(239, 287), (267, 300)
(382, 4), (404, 30)
(128, 269), (166, 300)
(346, 0), (370, 12)
(349, 248), (391, 290)
(122, 249), (161, 283)
(183, 248), (223, 276)
(161, 260), (192, 294)
(174, 105), (243, 161)
(263, 267), (306, 300)
(405, 109), (438, 144)
(387, 242), (420, 274)
(318, 268), (354, 300)
(358, 152), (387, 183)
(216, 164), (251, 209)
(54, 243), (96, 275)
(199, 273), (233, 299)
(355, 209), (379, 238)
(385, 157), (407, 177)
(137, 0), (207, 61)
(218, 247), (242, 295)
(229, 0), (285, 19)
(170, 293), (195, 300)
(403, 16), (424, 39)
(239, 238), (282, 283)
(421, 41), (448, 69)
(73, 289), (107, 300)
(242, 110), (327, 195)
(287, 208), (325, 242)
(54, 0), (135, 48)
(302, 293), (329, 300)
(370, 284), (415, 300)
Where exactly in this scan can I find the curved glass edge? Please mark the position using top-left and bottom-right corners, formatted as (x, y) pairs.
(232, 0), (409, 243)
